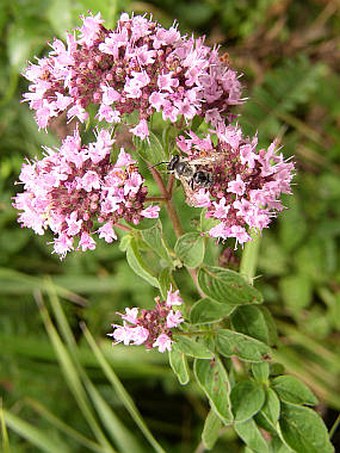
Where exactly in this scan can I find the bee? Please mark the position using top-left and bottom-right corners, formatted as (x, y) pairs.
(166, 155), (215, 205)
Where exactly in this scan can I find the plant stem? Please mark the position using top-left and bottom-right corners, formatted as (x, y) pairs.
(329, 414), (340, 440)
(115, 223), (132, 232)
(149, 165), (205, 297)
(145, 196), (167, 202)
(239, 231), (261, 283)
(149, 166), (184, 237)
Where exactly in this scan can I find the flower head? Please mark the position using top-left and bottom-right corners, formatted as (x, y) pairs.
(23, 13), (242, 136)
(108, 289), (184, 352)
(13, 128), (158, 257)
(176, 126), (295, 246)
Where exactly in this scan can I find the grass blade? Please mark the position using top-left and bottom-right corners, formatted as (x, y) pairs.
(36, 292), (115, 452)
(3, 409), (69, 453)
(81, 323), (166, 453)
(0, 403), (10, 453)
(25, 398), (104, 453)
(84, 379), (145, 453)
(45, 280), (145, 452)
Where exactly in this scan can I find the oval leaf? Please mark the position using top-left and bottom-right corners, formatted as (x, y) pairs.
(198, 266), (263, 306)
(135, 131), (167, 165)
(255, 388), (281, 434)
(126, 237), (160, 288)
(175, 233), (205, 268)
(234, 418), (269, 453)
(194, 358), (233, 424)
(174, 336), (213, 359)
(279, 403), (334, 453)
(272, 375), (318, 406)
(252, 363), (270, 383)
(216, 329), (272, 363)
(231, 305), (278, 346)
(202, 410), (223, 450)
(169, 347), (189, 385)
(141, 221), (173, 264)
(231, 380), (266, 422)
(190, 298), (235, 325)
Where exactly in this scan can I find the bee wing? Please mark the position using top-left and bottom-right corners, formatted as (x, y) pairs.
(178, 176), (196, 206)
(190, 155), (222, 166)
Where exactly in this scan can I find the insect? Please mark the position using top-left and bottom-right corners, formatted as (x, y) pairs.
(167, 155), (214, 188)
(164, 155), (215, 205)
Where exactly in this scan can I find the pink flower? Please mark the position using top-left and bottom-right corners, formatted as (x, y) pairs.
(78, 232), (96, 251)
(109, 289), (184, 353)
(175, 126), (294, 246)
(227, 174), (246, 196)
(166, 288), (183, 306)
(110, 325), (134, 346)
(153, 334), (172, 353)
(141, 205), (160, 219)
(23, 13), (242, 133)
(192, 189), (211, 208)
(166, 310), (184, 328)
(130, 119), (149, 140)
(78, 13), (104, 47)
(97, 222), (117, 243)
(13, 129), (158, 257)
(131, 326), (149, 345)
(121, 307), (139, 324)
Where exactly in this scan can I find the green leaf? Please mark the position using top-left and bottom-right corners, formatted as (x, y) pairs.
(272, 376), (318, 406)
(135, 131), (167, 165)
(270, 435), (293, 452)
(202, 410), (223, 450)
(158, 267), (173, 300)
(168, 347), (189, 385)
(194, 358), (233, 424)
(3, 410), (70, 453)
(234, 418), (269, 453)
(231, 305), (278, 346)
(231, 380), (266, 422)
(252, 363), (270, 383)
(255, 388), (281, 434)
(198, 266), (263, 306)
(125, 236), (160, 288)
(216, 329), (272, 363)
(141, 221), (173, 264)
(190, 298), (234, 324)
(279, 403), (334, 453)
(174, 232), (205, 268)
(174, 336), (213, 359)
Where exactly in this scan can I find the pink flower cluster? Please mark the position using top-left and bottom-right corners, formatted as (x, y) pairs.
(13, 128), (159, 258)
(109, 288), (184, 352)
(177, 125), (295, 246)
(23, 12), (242, 137)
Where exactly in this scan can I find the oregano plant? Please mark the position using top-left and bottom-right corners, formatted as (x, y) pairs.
(13, 12), (334, 452)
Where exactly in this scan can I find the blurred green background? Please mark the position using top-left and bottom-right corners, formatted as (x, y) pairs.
(0, 0), (339, 451)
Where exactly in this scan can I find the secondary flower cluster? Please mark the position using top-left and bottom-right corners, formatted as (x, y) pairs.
(13, 128), (159, 257)
(109, 288), (184, 352)
(23, 12), (242, 137)
(177, 125), (295, 245)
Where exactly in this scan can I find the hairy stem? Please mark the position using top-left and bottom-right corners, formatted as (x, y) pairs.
(239, 230), (261, 284)
(115, 223), (132, 232)
(149, 165), (205, 297)
(149, 166), (184, 237)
